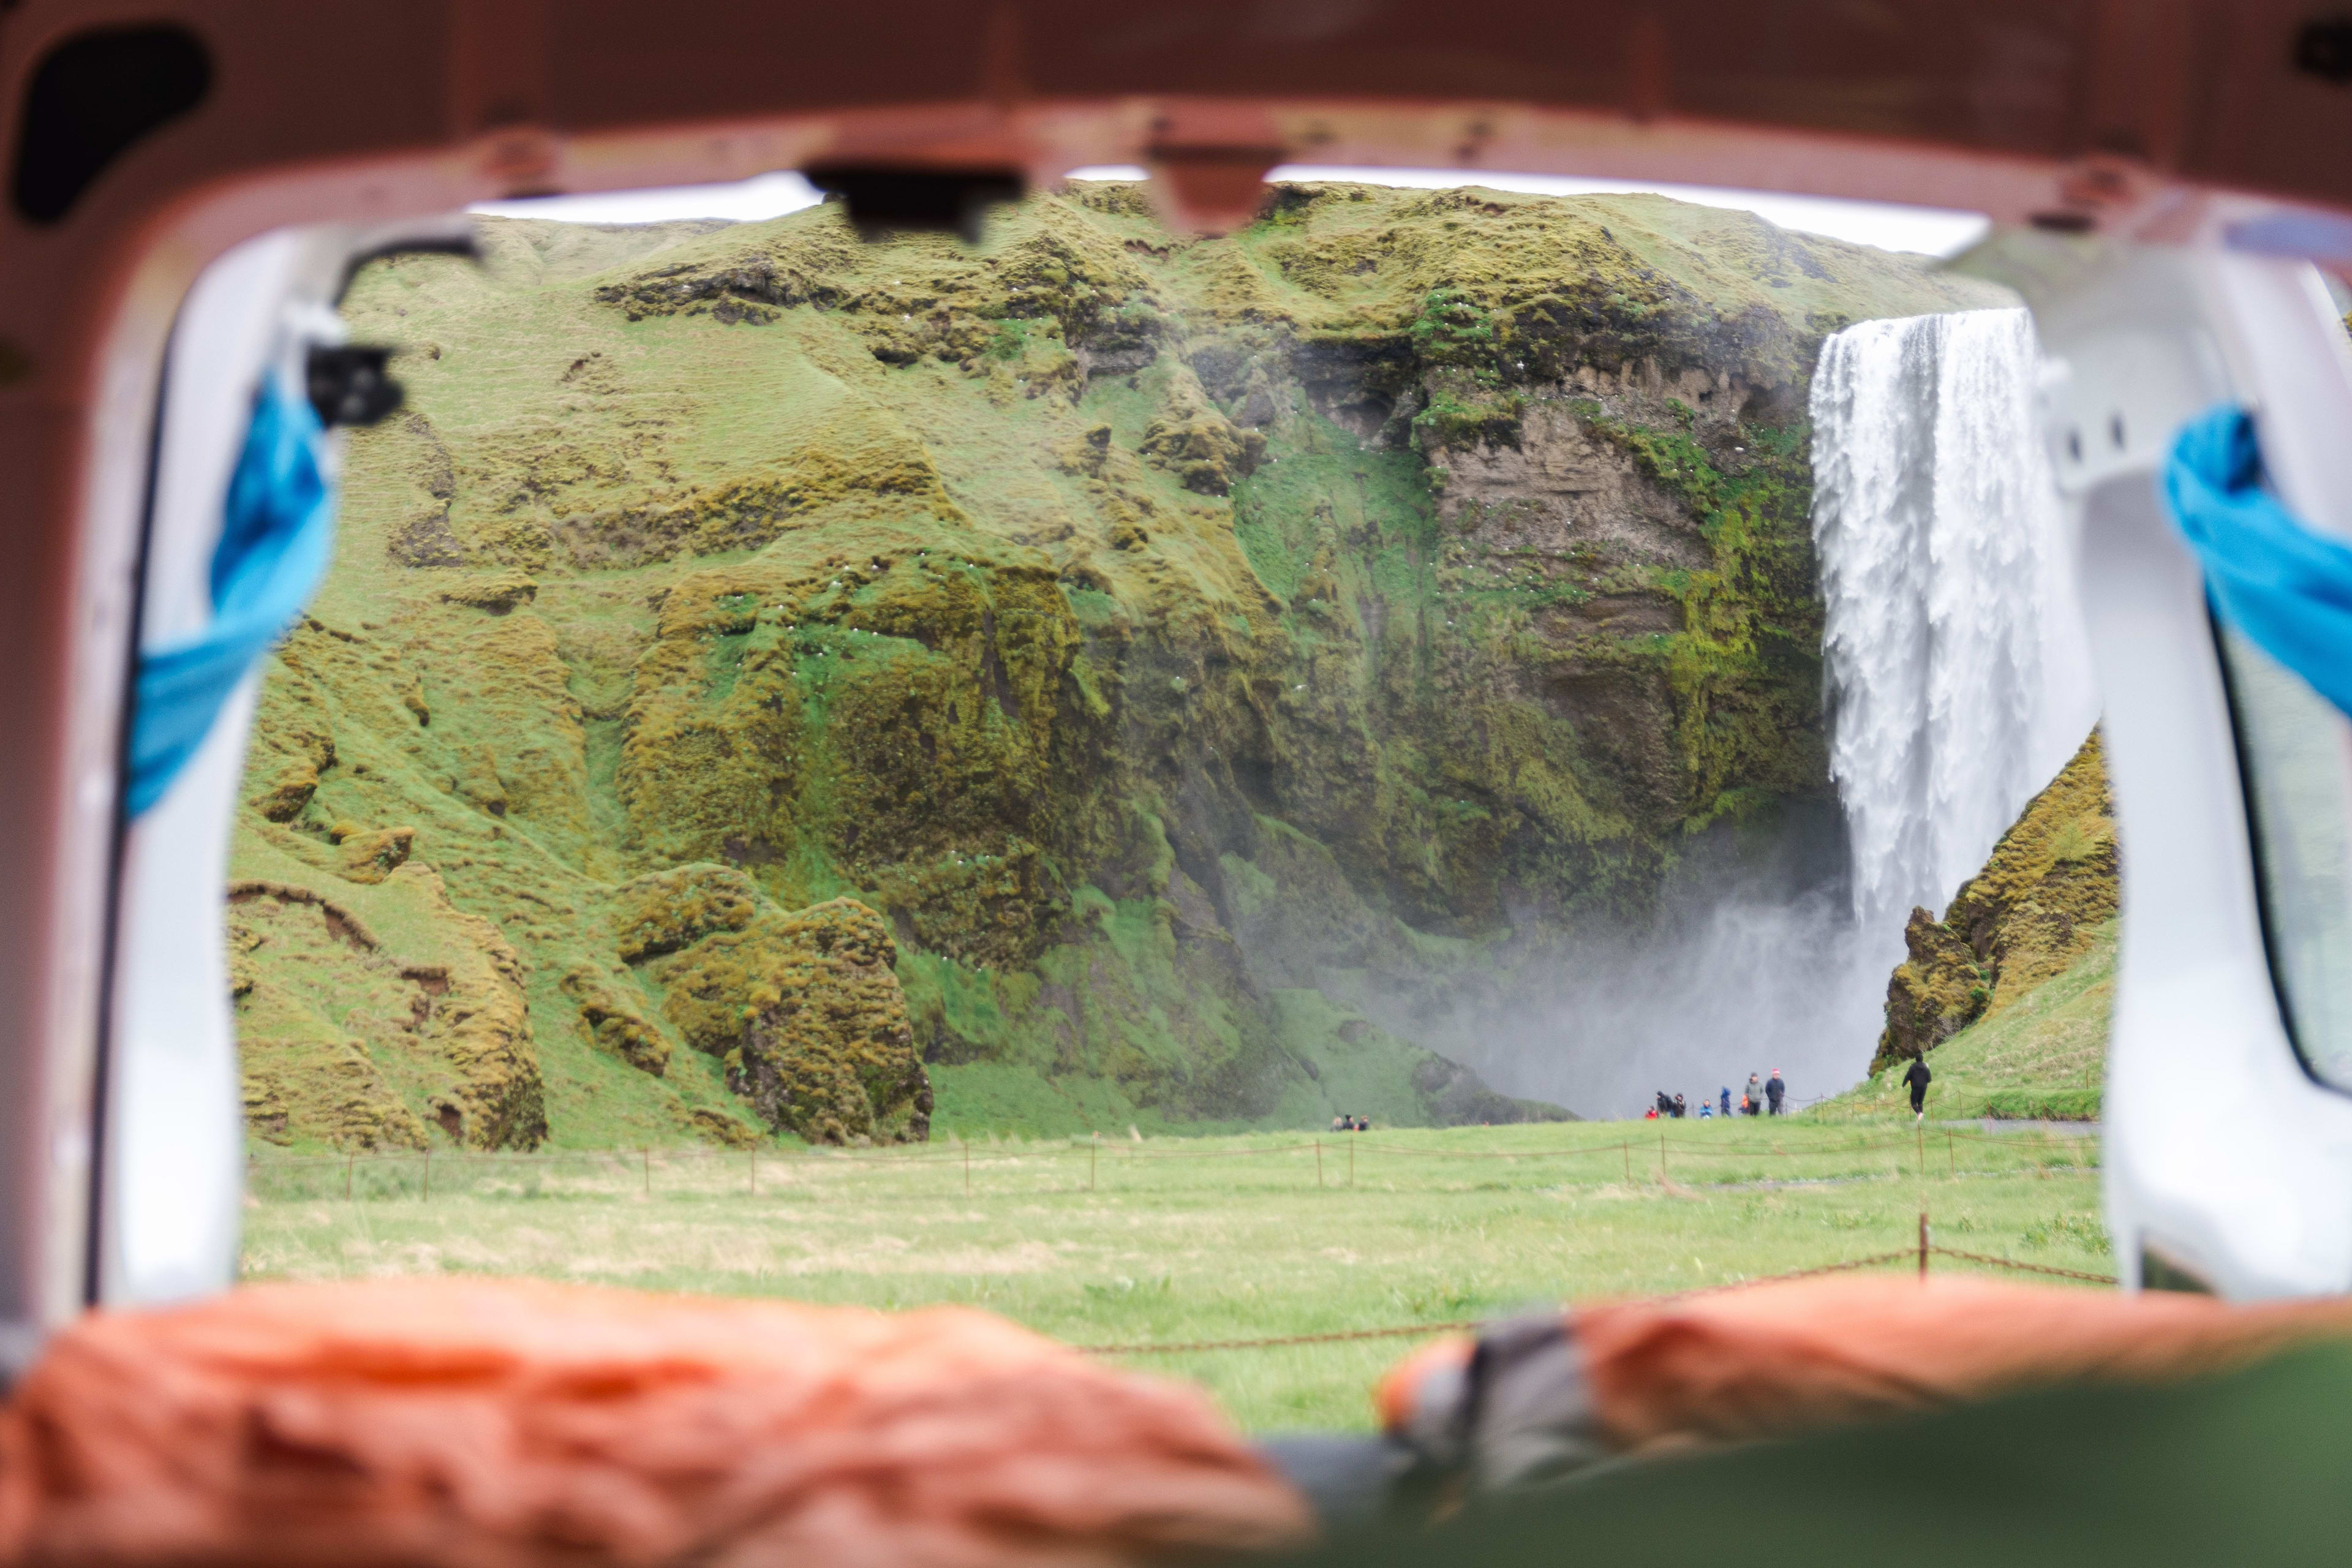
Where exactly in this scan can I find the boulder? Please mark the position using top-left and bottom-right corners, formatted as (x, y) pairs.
(659, 898), (932, 1144)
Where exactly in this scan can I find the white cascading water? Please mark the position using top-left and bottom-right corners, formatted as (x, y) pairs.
(1811, 306), (2100, 944)
(1362, 307), (2100, 1115)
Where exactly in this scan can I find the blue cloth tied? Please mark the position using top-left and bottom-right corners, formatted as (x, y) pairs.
(2163, 405), (2352, 721)
(126, 375), (336, 815)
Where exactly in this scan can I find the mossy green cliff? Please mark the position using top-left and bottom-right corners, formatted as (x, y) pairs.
(235, 183), (1999, 1148)
(1869, 732), (2119, 1088)
(1821, 733), (2117, 1125)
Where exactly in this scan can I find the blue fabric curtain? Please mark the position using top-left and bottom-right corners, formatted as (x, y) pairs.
(126, 375), (337, 815)
(2164, 404), (2352, 720)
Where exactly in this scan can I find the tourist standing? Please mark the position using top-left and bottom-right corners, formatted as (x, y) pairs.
(1766, 1071), (1786, 1115)
(1744, 1073), (1764, 1117)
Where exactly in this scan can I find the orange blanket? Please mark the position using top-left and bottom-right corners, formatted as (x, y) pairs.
(0, 1278), (1311, 1567)
(1381, 1275), (2352, 1460)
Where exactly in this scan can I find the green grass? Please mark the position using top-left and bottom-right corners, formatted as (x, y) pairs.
(1822, 920), (2117, 1123)
(242, 1115), (2106, 1434)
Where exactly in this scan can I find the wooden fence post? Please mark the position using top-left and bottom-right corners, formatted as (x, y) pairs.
(1348, 1136), (1354, 1188)
(963, 1140), (971, 1199)
(345, 1152), (355, 1202)
(422, 1150), (431, 1202)
(1918, 1208), (1929, 1280)
(748, 1150), (756, 1197)
(1622, 1140), (1630, 1183)
(1659, 1131), (1667, 1182)
(1090, 1134), (1098, 1193)
(1947, 1129), (1955, 1177)
(643, 1147), (650, 1196)
(1314, 1140), (1322, 1187)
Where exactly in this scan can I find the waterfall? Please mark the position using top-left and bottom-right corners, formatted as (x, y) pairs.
(1810, 307), (2098, 943)
(1350, 307), (2099, 1115)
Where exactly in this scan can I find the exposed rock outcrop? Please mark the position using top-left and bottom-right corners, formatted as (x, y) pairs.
(1874, 733), (2119, 1070)
(229, 867), (545, 1150)
(560, 966), (670, 1076)
(610, 863), (761, 961)
(333, 824), (415, 884)
(658, 899), (931, 1144)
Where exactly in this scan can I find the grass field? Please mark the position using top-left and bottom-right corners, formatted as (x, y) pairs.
(242, 1115), (2109, 1433)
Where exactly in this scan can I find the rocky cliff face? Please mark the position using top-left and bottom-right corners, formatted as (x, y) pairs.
(234, 183), (1998, 1147)
(1873, 732), (2119, 1071)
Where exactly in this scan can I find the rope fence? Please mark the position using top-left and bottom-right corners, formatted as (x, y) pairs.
(1925, 1246), (2122, 1285)
(1076, 1234), (2119, 1357)
(238, 1140), (2117, 1362)
(247, 1121), (2098, 1203)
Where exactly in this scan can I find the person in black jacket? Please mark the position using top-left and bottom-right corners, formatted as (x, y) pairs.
(1765, 1071), (1785, 1115)
(1904, 1056), (1932, 1121)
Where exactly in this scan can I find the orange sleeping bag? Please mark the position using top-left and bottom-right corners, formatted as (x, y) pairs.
(1379, 1274), (2352, 1479)
(1575, 1273), (2352, 1450)
(0, 1278), (1312, 1567)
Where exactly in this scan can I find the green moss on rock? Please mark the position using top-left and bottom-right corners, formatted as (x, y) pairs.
(235, 181), (2002, 1140)
(227, 866), (545, 1150)
(658, 897), (932, 1144)
(1874, 732), (2119, 1071)
(334, 824), (416, 884)
(560, 965), (671, 1076)
(609, 863), (761, 961)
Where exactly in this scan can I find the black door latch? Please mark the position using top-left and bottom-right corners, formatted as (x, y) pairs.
(306, 344), (404, 428)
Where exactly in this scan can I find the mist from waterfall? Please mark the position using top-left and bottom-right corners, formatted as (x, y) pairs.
(1811, 307), (2099, 945)
(1393, 307), (2097, 1117)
